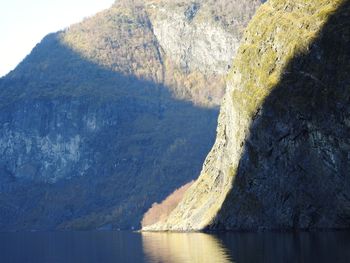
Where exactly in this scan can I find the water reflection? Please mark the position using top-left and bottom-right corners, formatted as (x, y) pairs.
(0, 231), (349, 263)
(142, 232), (233, 263)
(143, 231), (350, 263)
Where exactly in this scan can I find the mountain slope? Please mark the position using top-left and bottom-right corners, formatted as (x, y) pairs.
(0, 0), (261, 230)
(143, 0), (350, 231)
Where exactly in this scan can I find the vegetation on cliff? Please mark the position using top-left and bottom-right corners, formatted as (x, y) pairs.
(141, 181), (194, 227)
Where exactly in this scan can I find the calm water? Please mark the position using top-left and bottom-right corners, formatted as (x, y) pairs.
(0, 231), (349, 263)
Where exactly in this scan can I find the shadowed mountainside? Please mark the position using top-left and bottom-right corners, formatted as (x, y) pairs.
(0, 0), (262, 230)
(0, 34), (218, 230)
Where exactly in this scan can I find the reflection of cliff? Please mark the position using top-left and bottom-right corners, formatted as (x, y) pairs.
(142, 231), (350, 263)
(142, 232), (232, 263)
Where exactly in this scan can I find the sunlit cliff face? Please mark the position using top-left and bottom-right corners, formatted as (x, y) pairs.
(143, 0), (349, 231)
(60, 0), (261, 107)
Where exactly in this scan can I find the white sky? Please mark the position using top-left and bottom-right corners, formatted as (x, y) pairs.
(0, 0), (115, 77)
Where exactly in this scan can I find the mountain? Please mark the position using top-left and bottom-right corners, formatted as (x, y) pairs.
(0, 0), (261, 230)
(143, 0), (350, 231)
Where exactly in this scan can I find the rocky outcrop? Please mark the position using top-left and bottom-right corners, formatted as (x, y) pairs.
(60, 0), (262, 107)
(0, 0), (261, 230)
(143, 0), (350, 231)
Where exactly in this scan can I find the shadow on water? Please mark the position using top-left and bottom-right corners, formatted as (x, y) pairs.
(213, 1), (350, 229)
(219, 231), (350, 263)
(0, 33), (219, 230)
(0, 231), (145, 263)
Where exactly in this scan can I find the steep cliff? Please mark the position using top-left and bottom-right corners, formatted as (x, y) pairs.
(0, 0), (260, 230)
(143, 0), (350, 231)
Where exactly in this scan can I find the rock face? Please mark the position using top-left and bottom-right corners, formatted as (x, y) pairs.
(0, 0), (260, 230)
(143, 0), (350, 231)
(60, 0), (261, 107)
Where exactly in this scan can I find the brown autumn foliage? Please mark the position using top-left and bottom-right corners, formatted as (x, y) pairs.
(141, 181), (194, 227)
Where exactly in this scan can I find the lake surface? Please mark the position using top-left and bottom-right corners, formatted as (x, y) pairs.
(0, 231), (349, 263)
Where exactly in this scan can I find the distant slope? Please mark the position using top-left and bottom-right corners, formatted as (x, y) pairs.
(0, 0), (261, 230)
